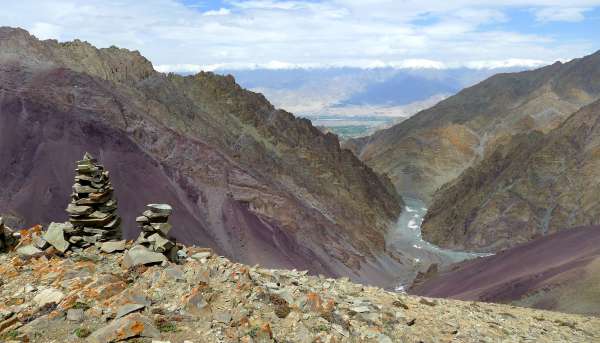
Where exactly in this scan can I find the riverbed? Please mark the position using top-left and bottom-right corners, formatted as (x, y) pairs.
(386, 197), (489, 291)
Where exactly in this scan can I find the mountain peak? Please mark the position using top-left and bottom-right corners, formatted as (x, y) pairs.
(0, 26), (155, 84)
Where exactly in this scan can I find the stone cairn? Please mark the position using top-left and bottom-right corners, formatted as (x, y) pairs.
(65, 152), (122, 248)
(133, 204), (179, 260)
(0, 217), (17, 253)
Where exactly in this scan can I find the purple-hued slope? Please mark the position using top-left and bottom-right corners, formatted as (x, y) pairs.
(411, 226), (600, 315)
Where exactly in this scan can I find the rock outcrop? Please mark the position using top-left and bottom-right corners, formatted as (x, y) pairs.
(0, 243), (598, 342)
(0, 27), (402, 286)
(411, 225), (600, 316)
(422, 99), (600, 252)
(347, 50), (600, 203)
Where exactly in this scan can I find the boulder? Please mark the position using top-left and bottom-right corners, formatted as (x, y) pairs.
(43, 222), (70, 253)
(33, 288), (65, 307)
(123, 245), (167, 268)
(100, 240), (126, 253)
(16, 244), (43, 257)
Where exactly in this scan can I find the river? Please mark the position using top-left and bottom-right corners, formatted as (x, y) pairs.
(386, 197), (489, 291)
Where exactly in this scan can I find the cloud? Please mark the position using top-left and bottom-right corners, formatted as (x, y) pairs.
(0, 0), (598, 71)
(534, 7), (590, 22)
(29, 22), (62, 40)
(156, 58), (553, 73)
(203, 8), (231, 16)
(464, 58), (549, 69)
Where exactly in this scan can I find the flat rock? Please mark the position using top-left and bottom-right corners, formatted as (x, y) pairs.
(142, 210), (169, 221)
(33, 288), (65, 307)
(43, 222), (70, 253)
(151, 222), (172, 236)
(135, 216), (149, 223)
(191, 252), (211, 260)
(66, 204), (93, 216)
(100, 240), (126, 253)
(123, 245), (167, 268)
(147, 203), (173, 216)
(87, 313), (159, 343)
(147, 233), (174, 253)
(32, 235), (48, 249)
(67, 308), (84, 322)
(16, 244), (43, 257)
(115, 303), (146, 319)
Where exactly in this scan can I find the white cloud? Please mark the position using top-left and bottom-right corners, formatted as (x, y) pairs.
(0, 0), (597, 71)
(534, 7), (590, 22)
(30, 22), (62, 40)
(156, 58), (554, 73)
(203, 8), (231, 16)
(464, 58), (549, 69)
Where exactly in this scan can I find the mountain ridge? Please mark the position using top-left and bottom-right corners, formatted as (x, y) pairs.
(0, 27), (402, 287)
(421, 97), (600, 252)
(346, 50), (600, 202)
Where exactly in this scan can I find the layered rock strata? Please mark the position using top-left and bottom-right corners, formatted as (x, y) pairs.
(65, 153), (122, 248)
(347, 50), (600, 203)
(422, 99), (600, 252)
(0, 27), (402, 286)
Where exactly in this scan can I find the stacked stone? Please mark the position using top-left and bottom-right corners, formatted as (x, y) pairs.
(0, 217), (17, 253)
(134, 204), (178, 260)
(66, 152), (122, 247)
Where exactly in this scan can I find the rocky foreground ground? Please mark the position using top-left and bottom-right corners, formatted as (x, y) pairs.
(0, 244), (599, 343)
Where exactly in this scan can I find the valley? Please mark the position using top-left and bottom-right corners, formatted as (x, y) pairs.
(1, 1), (600, 341)
(384, 197), (489, 291)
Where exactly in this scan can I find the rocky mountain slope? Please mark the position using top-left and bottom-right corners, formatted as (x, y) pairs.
(0, 27), (402, 286)
(411, 225), (600, 317)
(422, 99), (600, 252)
(346, 50), (600, 202)
(1, 243), (599, 342)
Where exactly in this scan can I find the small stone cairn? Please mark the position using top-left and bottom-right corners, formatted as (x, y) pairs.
(0, 217), (17, 253)
(133, 204), (179, 261)
(65, 152), (122, 247)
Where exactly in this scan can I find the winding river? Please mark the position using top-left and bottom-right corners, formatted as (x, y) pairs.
(386, 197), (489, 291)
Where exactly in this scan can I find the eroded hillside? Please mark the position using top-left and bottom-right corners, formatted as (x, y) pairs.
(0, 27), (402, 286)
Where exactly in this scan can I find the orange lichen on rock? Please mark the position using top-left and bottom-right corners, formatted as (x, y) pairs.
(307, 292), (322, 312)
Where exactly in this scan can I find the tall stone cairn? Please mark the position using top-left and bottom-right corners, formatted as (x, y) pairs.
(134, 204), (179, 260)
(66, 152), (122, 247)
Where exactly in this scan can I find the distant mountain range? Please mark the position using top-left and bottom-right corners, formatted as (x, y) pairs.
(216, 67), (529, 138)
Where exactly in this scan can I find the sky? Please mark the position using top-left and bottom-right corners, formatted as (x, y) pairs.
(0, 0), (599, 72)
